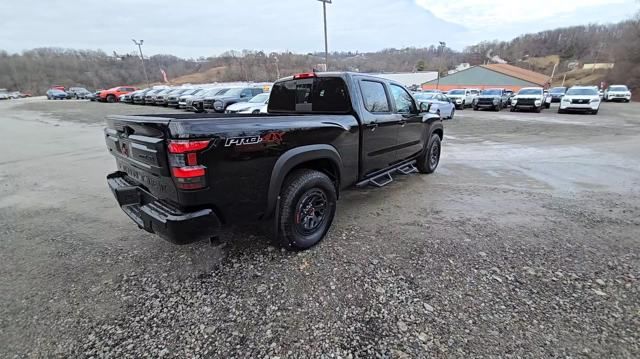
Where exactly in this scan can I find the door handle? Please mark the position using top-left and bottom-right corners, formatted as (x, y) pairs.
(366, 122), (378, 131)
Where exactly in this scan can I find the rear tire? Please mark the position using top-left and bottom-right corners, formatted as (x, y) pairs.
(106, 95), (116, 103)
(449, 108), (455, 119)
(277, 169), (337, 250)
(417, 134), (441, 174)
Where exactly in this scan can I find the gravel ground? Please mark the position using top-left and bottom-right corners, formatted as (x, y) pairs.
(1, 98), (639, 358)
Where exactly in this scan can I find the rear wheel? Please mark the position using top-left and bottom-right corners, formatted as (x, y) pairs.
(417, 134), (441, 174)
(252, 109), (260, 114)
(106, 95), (116, 103)
(449, 108), (455, 119)
(277, 169), (337, 250)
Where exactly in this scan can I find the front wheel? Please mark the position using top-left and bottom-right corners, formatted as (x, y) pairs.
(417, 134), (441, 174)
(277, 169), (337, 250)
(473, 106), (478, 111)
(106, 95), (116, 103)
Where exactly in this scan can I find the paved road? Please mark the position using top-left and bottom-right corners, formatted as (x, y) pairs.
(1, 99), (639, 358)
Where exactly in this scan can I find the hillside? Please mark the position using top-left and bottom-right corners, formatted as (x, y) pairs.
(1, 14), (638, 95)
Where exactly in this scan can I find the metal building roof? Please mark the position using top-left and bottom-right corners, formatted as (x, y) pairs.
(423, 64), (550, 87)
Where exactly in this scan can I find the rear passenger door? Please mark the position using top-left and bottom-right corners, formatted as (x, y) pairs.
(356, 78), (399, 176)
(390, 84), (423, 161)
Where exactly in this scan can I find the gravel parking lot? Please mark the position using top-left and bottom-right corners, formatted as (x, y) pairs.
(1, 98), (639, 358)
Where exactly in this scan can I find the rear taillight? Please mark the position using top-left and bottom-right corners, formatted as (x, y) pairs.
(167, 140), (210, 190)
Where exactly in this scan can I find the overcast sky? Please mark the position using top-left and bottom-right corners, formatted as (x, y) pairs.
(0, 0), (636, 58)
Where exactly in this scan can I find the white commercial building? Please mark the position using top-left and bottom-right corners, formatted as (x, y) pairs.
(368, 72), (438, 88)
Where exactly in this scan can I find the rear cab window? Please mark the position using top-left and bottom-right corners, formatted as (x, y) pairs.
(268, 76), (351, 113)
(359, 80), (390, 113)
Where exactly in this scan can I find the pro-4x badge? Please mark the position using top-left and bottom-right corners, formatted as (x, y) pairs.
(225, 132), (284, 147)
(225, 136), (262, 147)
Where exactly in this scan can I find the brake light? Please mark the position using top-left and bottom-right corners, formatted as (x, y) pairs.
(293, 72), (316, 79)
(168, 140), (210, 153)
(167, 139), (210, 190)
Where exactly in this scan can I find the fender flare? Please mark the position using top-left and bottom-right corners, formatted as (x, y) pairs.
(264, 144), (342, 218)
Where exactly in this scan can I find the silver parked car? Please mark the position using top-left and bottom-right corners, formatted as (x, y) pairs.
(413, 92), (456, 119)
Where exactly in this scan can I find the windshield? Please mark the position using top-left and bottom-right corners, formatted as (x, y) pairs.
(609, 86), (628, 91)
(414, 93), (435, 100)
(223, 88), (244, 97)
(447, 90), (465, 95)
(249, 93), (269, 103)
(481, 89), (501, 96)
(550, 87), (566, 94)
(566, 88), (598, 96)
(518, 89), (542, 95)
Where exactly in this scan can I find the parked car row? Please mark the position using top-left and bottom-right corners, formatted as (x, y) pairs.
(118, 85), (270, 114)
(0, 90), (32, 100)
(45, 86), (92, 100)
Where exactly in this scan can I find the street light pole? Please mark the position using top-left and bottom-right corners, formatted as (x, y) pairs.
(132, 39), (150, 87)
(318, 0), (331, 71)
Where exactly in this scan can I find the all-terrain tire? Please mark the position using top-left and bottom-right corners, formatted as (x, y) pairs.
(277, 169), (337, 250)
(417, 133), (441, 174)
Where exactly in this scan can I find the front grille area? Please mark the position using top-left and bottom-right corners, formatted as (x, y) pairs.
(517, 99), (536, 106)
(477, 98), (495, 105)
(571, 99), (589, 104)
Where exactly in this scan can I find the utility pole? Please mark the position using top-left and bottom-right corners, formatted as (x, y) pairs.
(435, 41), (446, 89)
(318, 0), (331, 71)
(274, 56), (280, 79)
(132, 39), (150, 87)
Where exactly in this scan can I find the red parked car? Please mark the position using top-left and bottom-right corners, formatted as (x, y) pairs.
(98, 86), (138, 103)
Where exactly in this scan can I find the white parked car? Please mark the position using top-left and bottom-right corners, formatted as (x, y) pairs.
(510, 87), (545, 113)
(558, 86), (601, 114)
(604, 85), (632, 102)
(225, 92), (270, 114)
(445, 89), (479, 109)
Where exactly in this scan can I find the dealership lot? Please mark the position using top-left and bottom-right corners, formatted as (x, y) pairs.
(1, 99), (639, 357)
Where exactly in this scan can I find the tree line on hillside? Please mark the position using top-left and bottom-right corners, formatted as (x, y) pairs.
(0, 48), (207, 95)
(0, 14), (638, 95)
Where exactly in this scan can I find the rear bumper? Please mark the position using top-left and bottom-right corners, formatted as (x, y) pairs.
(107, 171), (221, 244)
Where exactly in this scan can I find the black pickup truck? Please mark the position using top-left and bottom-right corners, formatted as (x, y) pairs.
(105, 72), (443, 250)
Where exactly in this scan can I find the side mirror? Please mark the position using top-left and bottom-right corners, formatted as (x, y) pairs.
(419, 102), (430, 113)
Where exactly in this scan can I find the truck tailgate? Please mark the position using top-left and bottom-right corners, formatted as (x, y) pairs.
(104, 115), (178, 201)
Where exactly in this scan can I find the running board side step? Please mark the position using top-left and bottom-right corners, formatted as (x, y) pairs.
(356, 160), (418, 188)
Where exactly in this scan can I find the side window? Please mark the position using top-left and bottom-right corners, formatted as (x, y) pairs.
(241, 89), (253, 98)
(252, 88), (263, 96)
(360, 80), (390, 113)
(390, 84), (416, 114)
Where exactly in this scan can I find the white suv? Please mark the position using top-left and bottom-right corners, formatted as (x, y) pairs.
(604, 85), (632, 102)
(511, 87), (545, 113)
(558, 86), (601, 115)
(445, 88), (479, 109)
